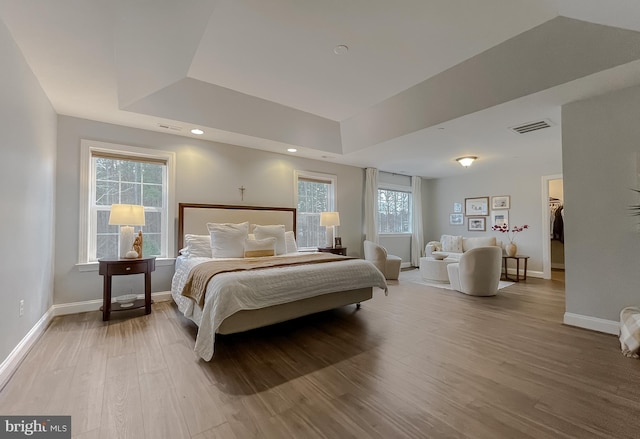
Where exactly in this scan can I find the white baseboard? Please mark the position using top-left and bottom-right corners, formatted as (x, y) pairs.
(563, 312), (619, 335)
(0, 308), (54, 391)
(504, 268), (544, 279)
(0, 291), (173, 390)
(400, 262), (412, 269)
(52, 291), (173, 316)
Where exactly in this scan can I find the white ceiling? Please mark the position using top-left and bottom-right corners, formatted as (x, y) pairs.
(2, 0), (640, 178)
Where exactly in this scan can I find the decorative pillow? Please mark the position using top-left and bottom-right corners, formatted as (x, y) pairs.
(254, 224), (286, 255)
(285, 230), (298, 254)
(206, 221), (249, 258)
(248, 230), (296, 253)
(244, 237), (276, 258)
(463, 236), (497, 252)
(181, 234), (211, 258)
(441, 234), (463, 253)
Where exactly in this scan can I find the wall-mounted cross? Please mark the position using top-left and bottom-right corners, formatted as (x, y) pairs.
(238, 185), (246, 201)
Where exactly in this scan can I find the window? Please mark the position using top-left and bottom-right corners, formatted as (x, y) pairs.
(294, 170), (337, 249)
(378, 187), (411, 234)
(79, 140), (175, 263)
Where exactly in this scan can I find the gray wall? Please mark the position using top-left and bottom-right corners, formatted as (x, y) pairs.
(423, 163), (561, 274)
(0, 19), (57, 362)
(55, 116), (365, 304)
(562, 85), (640, 322)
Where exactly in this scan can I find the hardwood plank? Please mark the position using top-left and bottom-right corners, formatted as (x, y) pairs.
(99, 352), (145, 439)
(104, 318), (137, 358)
(161, 341), (227, 436)
(131, 314), (167, 375)
(73, 428), (100, 439)
(65, 344), (108, 436)
(191, 422), (237, 439)
(139, 370), (191, 439)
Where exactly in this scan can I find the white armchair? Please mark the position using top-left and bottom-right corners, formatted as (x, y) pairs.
(363, 240), (402, 280)
(446, 246), (502, 296)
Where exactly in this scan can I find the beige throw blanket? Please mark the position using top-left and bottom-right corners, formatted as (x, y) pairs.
(620, 306), (640, 359)
(182, 253), (353, 306)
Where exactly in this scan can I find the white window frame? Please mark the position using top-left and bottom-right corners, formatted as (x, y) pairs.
(293, 170), (338, 250)
(78, 140), (176, 267)
(377, 183), (412, 236)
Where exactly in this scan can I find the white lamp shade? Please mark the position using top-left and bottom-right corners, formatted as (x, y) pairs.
(108, 204), (145, 226)
(320, 212), (340, 227)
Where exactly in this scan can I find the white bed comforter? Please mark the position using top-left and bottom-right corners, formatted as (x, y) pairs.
(171, 254), (388, 360)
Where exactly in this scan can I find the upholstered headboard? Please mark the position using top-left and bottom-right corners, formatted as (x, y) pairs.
(177, 203), (297, 254)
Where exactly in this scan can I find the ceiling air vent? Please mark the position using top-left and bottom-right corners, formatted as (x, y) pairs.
(510, 119), (554, 134)
(157, 123), (183, 132)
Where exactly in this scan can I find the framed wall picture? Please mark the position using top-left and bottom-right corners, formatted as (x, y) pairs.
(450, 213), (464, 225)
(468, 217), (486, 231)
(491, 210), (509, 228)
(453, 202), (462, 213)
(465, 197), (489, 216)
(491, 195), (510, 210)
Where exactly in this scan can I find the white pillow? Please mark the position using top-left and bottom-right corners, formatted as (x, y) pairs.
(244, 237), (276, 258)
(285, 231), (298, 254)
(207, 222), (249, 258)
(441, 234), (463, 253)
(181, 234), (211, 258)
(254, 224), (286, 255)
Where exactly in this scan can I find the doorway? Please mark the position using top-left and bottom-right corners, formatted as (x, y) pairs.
(542, 174), (563, 279)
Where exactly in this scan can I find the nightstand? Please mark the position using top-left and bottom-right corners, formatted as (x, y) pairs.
(98, 257), (156, 321)
(318, 247), (347, 256)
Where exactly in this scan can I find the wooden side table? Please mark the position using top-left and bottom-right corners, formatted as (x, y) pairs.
(318, 247), (347, 256)
(502, 255), (529, 282)
(98, 257), (156, 321)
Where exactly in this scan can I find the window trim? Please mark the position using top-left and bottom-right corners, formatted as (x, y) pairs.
(78, 139), (176, 264)
(377, 184), (412, 235)
(293, 170), (338, 250)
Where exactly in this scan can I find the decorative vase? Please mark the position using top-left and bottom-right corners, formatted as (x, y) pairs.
(506, 242), (517, 257)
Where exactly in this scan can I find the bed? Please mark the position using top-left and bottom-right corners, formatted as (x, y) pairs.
(172, 203), (388, 360)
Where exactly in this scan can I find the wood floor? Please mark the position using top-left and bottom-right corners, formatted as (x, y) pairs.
(1, 270), (639, 439)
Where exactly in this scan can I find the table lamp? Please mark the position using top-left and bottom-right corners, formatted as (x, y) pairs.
(108, 204), (145, 258)
(320, 211), (340, 248)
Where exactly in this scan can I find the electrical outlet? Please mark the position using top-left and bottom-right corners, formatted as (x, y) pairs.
(19, 300), (24, 317)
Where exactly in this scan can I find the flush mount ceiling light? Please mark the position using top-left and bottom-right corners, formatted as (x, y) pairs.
(190, 128), (204, 135)
(456, 156), (477, 167)
(287, 148), (297, 152)
(333, 44), (349, 55)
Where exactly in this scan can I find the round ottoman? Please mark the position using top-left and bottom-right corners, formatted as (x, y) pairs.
(419, 257), (456, 283)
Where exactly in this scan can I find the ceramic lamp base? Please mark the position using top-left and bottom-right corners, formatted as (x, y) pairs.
(325, 226), (334, 248)
(119, 226), (134, 258)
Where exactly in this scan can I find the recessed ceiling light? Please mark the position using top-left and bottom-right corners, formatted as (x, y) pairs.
(333, 44), (349, 55)
(287, 148), (297, 152)
(190, 128), (204, 135)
